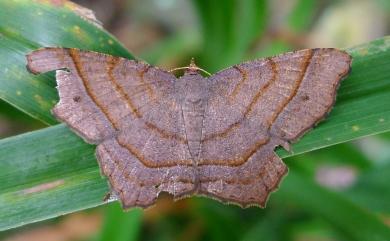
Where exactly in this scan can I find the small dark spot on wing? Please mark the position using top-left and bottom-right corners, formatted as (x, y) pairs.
(301, 94), (310, 101)
(73, 96), (81, 102)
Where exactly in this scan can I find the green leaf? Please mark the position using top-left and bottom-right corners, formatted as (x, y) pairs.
(0, 0), (133, 125)
(193, 0), (268, 71)
(0, 37), (389, 232)
(345, 162), (390, 213)
(97, 203), (143, 241)
(0, 124), (108, 231)
(194, 200), (244, 241)
(274, 169), (390, 241)
(253, 40), (293, 59)
(1, 0), (390, 235)
(241, 212), (286, 241)
(139, 31), (201, 65)
(287, 0), (318, 32)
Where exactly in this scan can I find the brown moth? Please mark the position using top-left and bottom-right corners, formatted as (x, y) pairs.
(26, 48), (351, 208)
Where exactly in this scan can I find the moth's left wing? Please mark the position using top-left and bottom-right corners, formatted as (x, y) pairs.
(27, 48), (196, 208)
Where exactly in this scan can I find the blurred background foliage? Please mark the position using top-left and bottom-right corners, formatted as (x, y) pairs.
(0, 0), (389, 241)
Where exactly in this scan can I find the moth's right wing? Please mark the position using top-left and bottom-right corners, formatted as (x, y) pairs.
(198, 48), (351, 207)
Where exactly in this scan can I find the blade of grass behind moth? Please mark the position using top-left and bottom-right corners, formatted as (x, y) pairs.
(274, 169), (390, 241)
(97, 203), (143, 241)
(0, 37), (389, 230)
(0, 0), (134, 125)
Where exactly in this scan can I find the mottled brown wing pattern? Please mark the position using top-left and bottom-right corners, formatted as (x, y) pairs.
(198, 48), (351, 206)
(27, 48), (196, 208)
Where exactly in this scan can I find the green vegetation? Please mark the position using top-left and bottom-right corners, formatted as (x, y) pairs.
(0, 0), (389, 240)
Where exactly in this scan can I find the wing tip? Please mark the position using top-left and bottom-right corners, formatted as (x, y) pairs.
(26, 47), (74, 74)
(25, 49), (49, 75)
(26, 53), (39, 75)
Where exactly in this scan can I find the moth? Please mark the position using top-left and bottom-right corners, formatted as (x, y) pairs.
(26, 48), (351, 208)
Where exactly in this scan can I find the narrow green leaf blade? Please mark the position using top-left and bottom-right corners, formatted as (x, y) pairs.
(0, 35), (389, 231)
(345, 163), (390, 213)
(0, 125), (108, 231)
(0, 0), (133, 125)
(287, 0), (317, 32)
(275, 170), (390, 241)
(98, 203), (143, 241)
(193, 0), (268, 71)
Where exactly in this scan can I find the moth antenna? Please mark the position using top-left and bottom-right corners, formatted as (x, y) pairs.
(169, 58), (211, 76)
